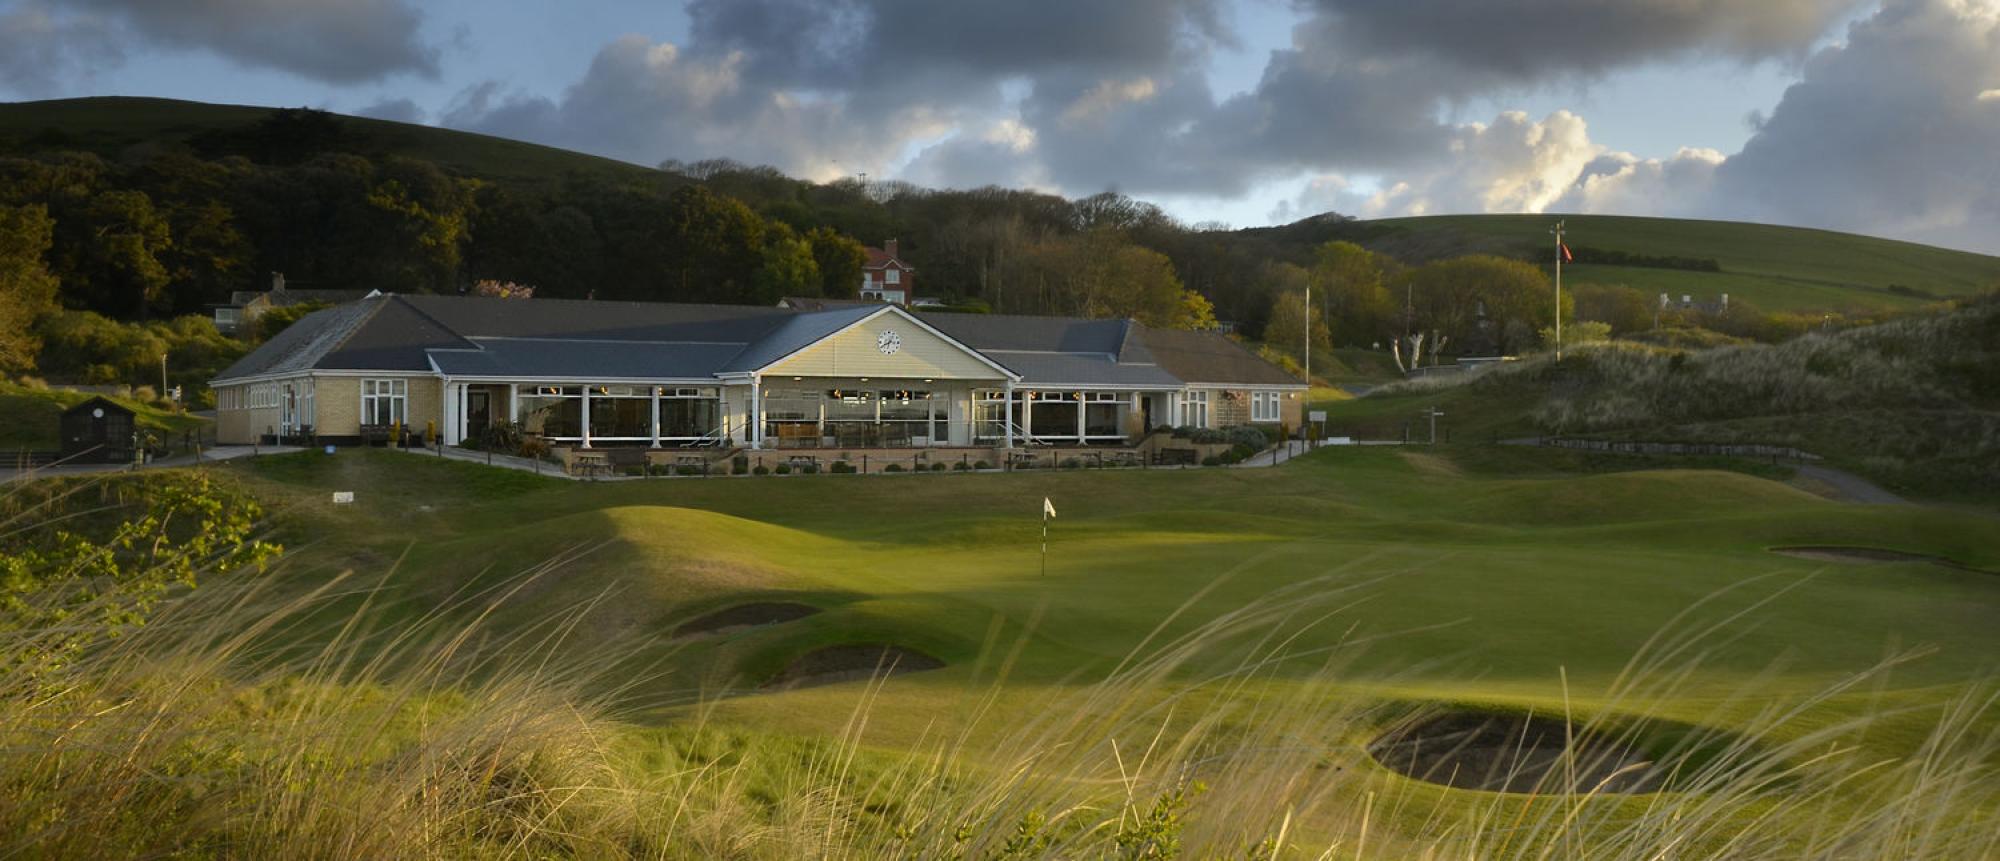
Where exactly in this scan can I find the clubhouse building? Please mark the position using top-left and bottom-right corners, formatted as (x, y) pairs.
(210, 295), (1304, 455)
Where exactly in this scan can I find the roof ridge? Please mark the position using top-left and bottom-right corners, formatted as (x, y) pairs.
(313, 295), (394, 363)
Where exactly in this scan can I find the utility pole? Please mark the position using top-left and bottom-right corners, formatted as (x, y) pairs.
(1550, 220), (1566, 362)
(160, 353), (168, 398)
(1303, 279), (1311, 383)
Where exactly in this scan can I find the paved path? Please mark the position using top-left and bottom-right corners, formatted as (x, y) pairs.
(4, 445), (304, 482)
(1497, 436), (1909, 506)
(1793, 464), (1910, 506)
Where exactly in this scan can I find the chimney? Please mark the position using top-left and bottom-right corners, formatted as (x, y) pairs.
(884, 238), (899, 259)
(271, 272), (286, 292)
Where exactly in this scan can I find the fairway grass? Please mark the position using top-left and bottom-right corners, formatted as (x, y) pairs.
(9, 445), (1988, 856)
(224, 447), (1999, 733)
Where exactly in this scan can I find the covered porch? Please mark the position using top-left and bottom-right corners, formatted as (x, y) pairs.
(442, 381), (734, 448)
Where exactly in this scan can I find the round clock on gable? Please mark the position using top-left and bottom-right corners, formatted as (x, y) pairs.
(877, 329), (902, 355)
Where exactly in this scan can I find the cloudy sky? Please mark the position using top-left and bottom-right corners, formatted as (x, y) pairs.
(4, 0), (1998, 252)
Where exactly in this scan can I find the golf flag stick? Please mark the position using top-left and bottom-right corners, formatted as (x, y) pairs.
(1041, 497), (1055, 577)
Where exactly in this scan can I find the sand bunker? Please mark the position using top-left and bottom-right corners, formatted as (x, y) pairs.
(763, 644), (944, 690)
(1771, 546), (1988, 573)
(672, 602), (821, 639)
(1368, 711), (1668, 794)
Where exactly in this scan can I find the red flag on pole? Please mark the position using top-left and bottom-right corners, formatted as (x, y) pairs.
(1559, 242), (1574, 263)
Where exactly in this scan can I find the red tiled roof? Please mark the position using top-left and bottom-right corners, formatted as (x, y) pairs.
(862, 247), (912, 269)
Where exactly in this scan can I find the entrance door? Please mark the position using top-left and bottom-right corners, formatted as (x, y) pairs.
(466, 390), (492, 437)
(1141, 394), (1156, 432)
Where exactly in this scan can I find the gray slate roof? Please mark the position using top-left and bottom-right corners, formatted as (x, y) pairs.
(429, 338), (748, 379)
(213, 294), (1301, 390)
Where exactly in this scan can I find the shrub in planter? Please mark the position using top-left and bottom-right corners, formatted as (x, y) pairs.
(1201, 454), (1222, 467)
(953, 462), (972, 471)
(974, 460), (992, 470)
(931, 462), (948, 472)
(752, 465), (771, 476)
(774, 464), (793, 475)
(829, 461), (854, 474)
(800, 464), (821, 475)
(883, 463), (904, 473)
(732, 454), (750, 475)
(622, 466), (646, 477)
(676, 465), (704, 476)
(1060, 457), (1082, 469)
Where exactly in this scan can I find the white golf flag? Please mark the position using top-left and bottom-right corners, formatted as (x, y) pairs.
(1043, 497), (1056, 519)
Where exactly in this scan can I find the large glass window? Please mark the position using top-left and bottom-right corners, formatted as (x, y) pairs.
(588, 386), (652, 440)
(519, 386), (582, 438)
(361, 379), (407, 426)
(658, 387), (720, 440)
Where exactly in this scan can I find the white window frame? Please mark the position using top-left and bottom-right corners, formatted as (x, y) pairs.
(1181, 390), (1210, 427)
(885, 268), (901, 284)
(1251, 391), (1281, 423)
(361, 378), (408, 426)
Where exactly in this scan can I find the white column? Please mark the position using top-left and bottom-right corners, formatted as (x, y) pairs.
(508, 384), (519, 425)
(459, 384), (470, 443)
(748, 376), (762, 449)
(1021, 388), (1032, 445)
(649, 386), (661, 448)
(1075, 392), (1086, 442)
(442, 381), (459, 445)
(580, 387), (592, 448)
(1002, 382), (1014, 449)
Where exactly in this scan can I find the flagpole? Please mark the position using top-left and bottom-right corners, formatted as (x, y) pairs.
(1552, 220), (1565, 363)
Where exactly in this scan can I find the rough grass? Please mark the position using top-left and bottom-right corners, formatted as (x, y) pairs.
(1321, 299), (2000, 502)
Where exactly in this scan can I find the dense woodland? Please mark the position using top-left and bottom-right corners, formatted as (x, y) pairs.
(0, 108), (1953, 397)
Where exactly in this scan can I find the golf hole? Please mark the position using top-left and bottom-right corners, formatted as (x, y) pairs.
(672, 602), (822, 639)
(1368, 710), (1673, 794)
(763, 644), (945, 690)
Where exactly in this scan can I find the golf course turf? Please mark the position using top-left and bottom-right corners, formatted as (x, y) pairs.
(180, 443), (2000, 854)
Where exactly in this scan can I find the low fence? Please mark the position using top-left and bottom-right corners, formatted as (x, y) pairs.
(1538, 437), (1821, 462)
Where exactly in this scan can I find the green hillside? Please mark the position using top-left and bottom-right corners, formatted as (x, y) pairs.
(1259, 212), (2000, 314)
(0, 96), (656, 187)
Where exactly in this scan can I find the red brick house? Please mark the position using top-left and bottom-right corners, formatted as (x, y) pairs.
(860, 239), (917, 306)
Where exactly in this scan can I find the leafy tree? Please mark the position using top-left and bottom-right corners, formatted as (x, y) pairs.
(0, 204), (59, 374)
(0, 471), (279, 676)
(805, 226), (865, 299)
(251, 301), (332, 341)
(1264, 284), (1332, 365)
(1402, 255), (1562, 356)
(751, 224), (820, 304)
(65, 190), (173, 319)
(1311, 241), (1395, 346)
(1572, 283), (1657, 334)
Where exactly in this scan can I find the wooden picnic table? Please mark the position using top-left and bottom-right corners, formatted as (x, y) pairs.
(569, 451), (612, 477)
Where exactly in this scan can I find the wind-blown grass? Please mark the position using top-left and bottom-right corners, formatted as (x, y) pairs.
(3, 551), (1994, 859)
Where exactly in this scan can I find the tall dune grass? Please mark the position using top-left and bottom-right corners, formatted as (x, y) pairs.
(3, 552), (1994, 860)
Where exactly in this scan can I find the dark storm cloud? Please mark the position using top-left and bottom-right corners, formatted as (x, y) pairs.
(67, 0), (438, 84)
(1713, 0), (2000, 250)
(0, 3), (124, 96)
(1313, 0), (1867, 81)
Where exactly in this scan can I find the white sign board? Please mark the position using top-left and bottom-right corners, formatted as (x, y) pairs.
(1308, 410), (1327, 422)
(331, 491), (354, 504)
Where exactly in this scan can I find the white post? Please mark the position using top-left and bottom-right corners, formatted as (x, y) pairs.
(580, 386), (592, 448)
(649, 386), (661, 448)
(508, 384), (519, 425)
(1075, 392), (1085, 443)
